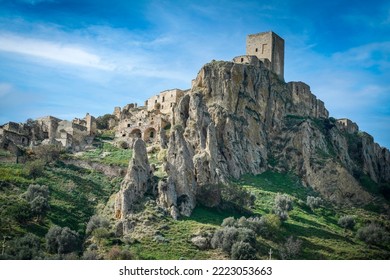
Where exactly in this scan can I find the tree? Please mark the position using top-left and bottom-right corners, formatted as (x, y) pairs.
(356, 223), (388, 245)
(24, 160), (45, 178)
(338, 215), (356, 230)
(273, 193), (293, 221)
(86, 215), (110, 235)
(280, 236), (302, 260)
(6, 233), (42, 260)
(46, 225), (80, 255)
(231, 241), (257, 260)
(24, 184), (50, 221)
(306, 196), (323, 211)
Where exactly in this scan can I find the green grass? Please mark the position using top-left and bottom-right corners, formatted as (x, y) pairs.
(234, 171), (390, 259)
(75, 142), (133, 167)
(0, 161), (120, 239)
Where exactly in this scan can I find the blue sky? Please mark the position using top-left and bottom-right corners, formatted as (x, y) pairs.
(0, 0), (389, 148)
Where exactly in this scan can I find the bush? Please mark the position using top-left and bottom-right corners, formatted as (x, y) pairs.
(86, 215), (110, 235)
(273, 193), (293, 221)
(211, 225), (257, 258)
(231, 241), (257, 260)
(221, 217), (236, 227)
(82, 250), (102, 260)
(221, 227), (239, 253)
(46, 225), (80, 255)
(25, 160), (45, 178)
(280, 236), (302, 260)
(221, 183), (255, 210)
(338, 215), (356, 230)
(6, 233), (42, 260)
(106, 246), (133, 260)
(258, 214), (281, 238)
(306, 196), (323, 210)
(356, 223), (388, 245)
(24, 184), (50, 221)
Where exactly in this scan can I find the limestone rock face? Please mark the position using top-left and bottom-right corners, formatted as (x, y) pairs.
(115, 139), (151, 219)
(160, 60), (390, 216)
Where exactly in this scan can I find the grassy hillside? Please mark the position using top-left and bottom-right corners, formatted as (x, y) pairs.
(1, 144), (389, 260)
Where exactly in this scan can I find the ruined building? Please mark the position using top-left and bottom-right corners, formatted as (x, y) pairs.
(234, 31), (285, 80)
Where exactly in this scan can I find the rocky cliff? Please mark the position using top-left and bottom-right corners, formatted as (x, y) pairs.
(115, 59), (390, 220)
(161, 60), (390, 217)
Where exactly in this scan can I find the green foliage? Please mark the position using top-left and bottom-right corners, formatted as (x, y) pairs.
(338, 215), (356, 230)
(96, 114), (116, 130)
(5, 233), (42, 260)
(24, 160), (45, 178)
(24, 184), (50, 221)
(356, 223), (388, 245)
(273, 193), (293, 221)
(86, 215), (110, 235)
(76, 142), (132, 167)
(231, 241), (257, 260)
(220, 183), (255, 211)
(106, 246), (133, 260)
(45, 225), (80, 255)
(280, 236), (302, 260)
(306, 196), (323, 211)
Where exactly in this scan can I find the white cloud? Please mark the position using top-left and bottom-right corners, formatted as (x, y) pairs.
(0, 82), (12, 97)
(0, 33), (114, 70)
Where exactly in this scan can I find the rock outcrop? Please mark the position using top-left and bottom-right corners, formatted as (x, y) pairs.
(115, 139), (152, 220)
(159, 59), (390, 217)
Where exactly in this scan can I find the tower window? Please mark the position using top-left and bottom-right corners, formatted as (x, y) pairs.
(241, 58), (244, 62)
(162, 96), (165, 102)
(255, 48), (258, 52)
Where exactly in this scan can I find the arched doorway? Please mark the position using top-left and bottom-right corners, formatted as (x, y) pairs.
(130, 128), (142, 139)
(143, 127), (157, 142)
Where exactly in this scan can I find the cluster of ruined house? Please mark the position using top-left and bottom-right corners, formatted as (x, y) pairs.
(0, 113), (96, 152)
(0, 31), (360, 153)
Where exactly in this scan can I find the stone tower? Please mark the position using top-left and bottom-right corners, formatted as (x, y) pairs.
(246, 31), (284, 80)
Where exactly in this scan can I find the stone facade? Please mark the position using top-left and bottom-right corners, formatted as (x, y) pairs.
(246, 31), (285, 80)
(145, 89), (185, 115)
(336, 118), (359, 134)
(0, 122), (30, 146)
(115, 105), (170, 145)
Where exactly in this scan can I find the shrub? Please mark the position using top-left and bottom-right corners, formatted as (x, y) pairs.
(280, 236), (302, 260)
(237, 227), (256, 247)
(306, 196), (323, 210)
(258, 214), (281, 238)
(338, 215), (356, 230)
(221, 227), (239, 253)
(157, 149), (168, 162)
(221, 217), (236, 227)
(356, 223), (388, 245)
(25, 160), (45, 178)
(231, 241), (257, 260)
(24, 184), (50, 221)
(106, 246), (133, 260)
(86, 215), (110, 235)
(82, 250), (102, 260)
(221, 183), (255, 210)
(210, 228), (224, 249)
(46, 225), (80, 255)
(273, 193), (293, 221)
(6, 233), (42, 260)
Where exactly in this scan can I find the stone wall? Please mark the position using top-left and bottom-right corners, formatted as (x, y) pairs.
(336, 118), (359, 134)
(146, 89), (184, 114)
(246, 31), (284, 80)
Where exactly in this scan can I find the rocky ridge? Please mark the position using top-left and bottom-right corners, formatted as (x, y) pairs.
(115, 59), (390, 221)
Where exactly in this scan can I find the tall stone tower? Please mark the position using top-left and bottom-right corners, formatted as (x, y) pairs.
(246, 31), (284, 80)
